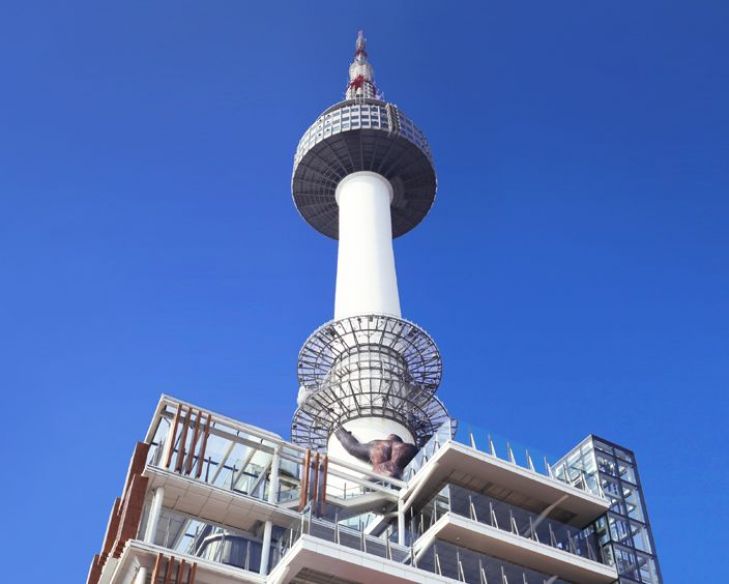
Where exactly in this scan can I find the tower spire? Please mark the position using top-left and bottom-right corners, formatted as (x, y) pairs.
(346, 30), (377, 99)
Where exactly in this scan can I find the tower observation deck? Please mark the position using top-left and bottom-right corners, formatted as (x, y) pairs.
(291, 31), (451, 473)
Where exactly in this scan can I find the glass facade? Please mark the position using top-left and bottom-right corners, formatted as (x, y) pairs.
(294, 99), (433, 170)
(555, 436), (663, 584)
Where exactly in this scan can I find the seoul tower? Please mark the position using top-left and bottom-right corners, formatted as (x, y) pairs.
(291, 31), (450, 477)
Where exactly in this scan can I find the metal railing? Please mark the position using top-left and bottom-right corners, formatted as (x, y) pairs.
(404, 421), (605, 499)
(413, 485), (605, 565)
(279, 508), (411, 564)
(416, 539), (574, 584)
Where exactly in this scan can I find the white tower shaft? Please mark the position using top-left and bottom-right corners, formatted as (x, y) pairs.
(334, 171), (401, 319)
(291, 32), (448, 461)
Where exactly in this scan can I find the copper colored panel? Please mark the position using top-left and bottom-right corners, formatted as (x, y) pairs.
(100, 497), (122, 557)
(162, 557), (173, 584)
(150, 552), (163, 584)
(185, 409), (202, 475)
(320, 455), (329, 513)
(112, 473), (149, 557)
(175, 408), (191, 473)
(299, 449), (311, 511)
(187, 563), (197, 584)
(176, 559), (186, 584)
(164, 403), (183, 469)
(123, 442), (151, 497)
(195, 413), (212, 479)
(311, 453), (320, 508)
(85, 554), (102, 584)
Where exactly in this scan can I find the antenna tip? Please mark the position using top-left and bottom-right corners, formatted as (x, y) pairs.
(356, 30), (366, 52)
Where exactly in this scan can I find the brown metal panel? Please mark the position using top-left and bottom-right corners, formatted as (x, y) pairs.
(123, 442), (151, 497)
(164, 403), (183, 469)
(162, 556), (173, 584)
(175, 407), (191, 474)
(187, 563), (197, 584)
(150, 552), (163, 584)
(185, 409), (202, 475)
(311, 452), (320, 511)
(298, 449), (311, 511)
(320, 455), (329, 514)
(195, 413), (212, 479)
(112, 473), (150, 557)
(85, 554), (103, 584)
(176, 559), (186, 584)
(100, 497), (122, 557)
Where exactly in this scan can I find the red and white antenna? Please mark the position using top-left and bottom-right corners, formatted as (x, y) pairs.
(346, 30), (377, 99)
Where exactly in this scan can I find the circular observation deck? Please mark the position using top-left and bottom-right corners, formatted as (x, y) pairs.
(291, 314), (449, 450)
(292, 98), (436, 239)
(297, 314), (442, 392)
(292, 391), (451, 451)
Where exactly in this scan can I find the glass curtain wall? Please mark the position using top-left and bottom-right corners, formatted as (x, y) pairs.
(555, 436), (662, 584)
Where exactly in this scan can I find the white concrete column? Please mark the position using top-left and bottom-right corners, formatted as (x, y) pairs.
(259, 520), (273, 575)
(143, 487), (165, 544)
(134, 567), (147, 584)
(334, 171), (401, 319)
(268, 446), (281, 504)
(397, 499), (406, 546)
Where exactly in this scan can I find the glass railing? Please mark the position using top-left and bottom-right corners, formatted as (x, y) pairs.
(146, 401), (404, 512)
(145, 403), (299, 504)
(414, 485), (605, 564)
(147, 433), (299, 506)
(140, 505), (286, 575)
(137, 500), (580, 584)
(278, 510), (411, 565)
(402, 419), (453, 481)
(416, 539), (574, 584)
(404, 421), (605, 499)
(278, 512), (579, 583)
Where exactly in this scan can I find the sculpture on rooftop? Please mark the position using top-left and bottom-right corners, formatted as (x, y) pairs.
(334, 426), (418, 480)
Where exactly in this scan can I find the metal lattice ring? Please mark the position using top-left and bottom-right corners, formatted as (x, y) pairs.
(297, 314), (442, 391)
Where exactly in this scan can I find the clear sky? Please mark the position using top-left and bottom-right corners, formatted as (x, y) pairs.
(2, 1), (727, 581)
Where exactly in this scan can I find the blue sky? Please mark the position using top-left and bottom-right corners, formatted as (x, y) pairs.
(2, 1), (727, 581)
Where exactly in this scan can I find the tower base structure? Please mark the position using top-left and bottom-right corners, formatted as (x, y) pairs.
(86, 395), (635, 584)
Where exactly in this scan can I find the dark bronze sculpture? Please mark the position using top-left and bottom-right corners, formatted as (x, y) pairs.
(334, 427), (419, 480)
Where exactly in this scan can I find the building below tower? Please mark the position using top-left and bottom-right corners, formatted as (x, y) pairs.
(85, 395), (662, 584)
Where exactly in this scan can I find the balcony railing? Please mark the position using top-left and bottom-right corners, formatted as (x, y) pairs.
(277, 510), (576, 584)
(404, 421), (605, 499)
(145, 400), (403, 511)
(417, 539), (574, 584)
(414, 484), (605, 564)
(140, 505), (285, 575)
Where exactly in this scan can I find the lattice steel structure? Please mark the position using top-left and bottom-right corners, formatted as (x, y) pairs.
(290, 32), (451, 452)
(292, 314), (450, 449)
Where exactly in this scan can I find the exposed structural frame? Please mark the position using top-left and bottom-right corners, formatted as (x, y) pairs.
(297, 314), (443, 390)
(292, 314), (451, 450)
